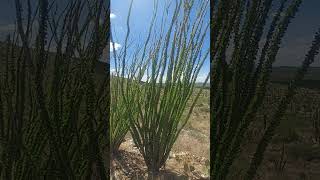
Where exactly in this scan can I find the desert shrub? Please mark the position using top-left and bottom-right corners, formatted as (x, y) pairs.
(110, 76), (130, 154)
(212, 0), (320, 179)
(0, 0), (110, 179)
(111, 0), (210, 176)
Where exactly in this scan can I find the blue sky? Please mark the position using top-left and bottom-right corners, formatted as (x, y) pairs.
(274, 0), (320, 67)
(110, 0), (210, 82)
(0, 1), (319, 69)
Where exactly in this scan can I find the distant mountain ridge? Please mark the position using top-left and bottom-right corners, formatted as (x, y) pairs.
(270, 66), (320, 89)
(271, 66), (320, 81)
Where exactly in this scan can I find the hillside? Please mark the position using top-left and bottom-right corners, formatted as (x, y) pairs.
(270, 66), (320, 89)
(271, 66), (320, 81)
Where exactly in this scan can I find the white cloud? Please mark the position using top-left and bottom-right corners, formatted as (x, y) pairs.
(110, 68), (116, 75)
(110, 13), (116, 19)
(141, 74), (148, 82)
(110, 42), (121, 52)
(196, 74), (209, 83)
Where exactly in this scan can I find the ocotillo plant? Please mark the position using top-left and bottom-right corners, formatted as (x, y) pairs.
(112, 0), (210, 175)
(212, 0), (320, 179)
(109, 0), (137, 155)
(109, 0), (135, 153)
(0, 0), (110, 179)
(110, 70), (131, 154)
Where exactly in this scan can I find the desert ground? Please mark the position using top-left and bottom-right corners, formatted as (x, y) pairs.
(111, 89), (210, 179)
(111, 69), (320, 180)
(230, 83), (320, 180)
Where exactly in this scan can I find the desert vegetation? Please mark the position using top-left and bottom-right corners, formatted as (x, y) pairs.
(2, 0), (319, 179)
(110, 0), (210, 179)
(0, 0), (110, 179)
(236, 83), (320, 179)
(212, 0), (320, 179)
